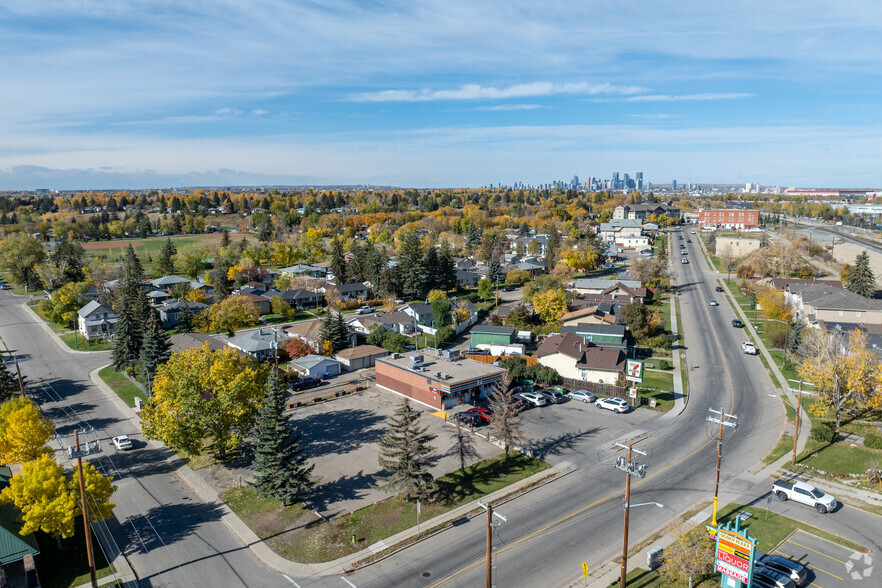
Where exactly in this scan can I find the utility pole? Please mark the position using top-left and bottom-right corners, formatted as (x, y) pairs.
(613, 442), (648, 588)
(788, 379), (815, 467)
(707, 408), (738, 526)
(74, 430), (98, 588)
(477, 500), (508, 588)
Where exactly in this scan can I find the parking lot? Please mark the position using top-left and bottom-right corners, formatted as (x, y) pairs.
(511, 394), (657, 466)
(289, 387), (502, 517)
(771, 529), (873, 588)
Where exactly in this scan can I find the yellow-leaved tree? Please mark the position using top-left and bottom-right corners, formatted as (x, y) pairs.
(560, 247), (600, 272)
(757, 287), (793, 322)
(143, 343), (269, 458)
(532, 288), (568, 324)
(205, 294), (260, 336)
(0, 397), (55, 464)
(799, 329), (880, 431)
(0, 454), (116, 543)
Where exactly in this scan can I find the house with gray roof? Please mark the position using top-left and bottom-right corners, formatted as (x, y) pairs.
(157, 300), (209, 329)
(570, 278), (643, 295)
(226, 327), (290, 362)
(560, 322), (628, 350)
(77, 301), (118, 340)
(290, 354), (341, 378)
(151, 275), (192, 290)
(277, 289), (323, 309)
(786, 283), (882, 326)
(279, 264), (328, 278)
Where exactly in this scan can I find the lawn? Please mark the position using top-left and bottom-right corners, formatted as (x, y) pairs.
(796, 439), (882, 476)
(708, 504), (866, 554)
(605, 567), (717, 587)
(224, 453), (549, 563)
(80, 233), (228, 276)
(97, 365), (148, 408)
(639, 389), (674, 412)
(640, 370), (674, 392)
(763, 433), (794, 465)
(60, 333), (113, 351)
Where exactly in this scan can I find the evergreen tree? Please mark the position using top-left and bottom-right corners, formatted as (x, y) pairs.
(789, 320), (803, 354)
(156, 238), (177, 276)
(437, 241), (457, 291)
(211, 260), (233, 302)
(331, 312), (350, 350)
(466, 222), (480, 251)
(318, 313), (334, 351)
(518, 221), (530, 236)
(112, 246), (149, 370)
(375, 399), (437, 500)
(140, 309), (171, 383)
(251, 373), (315, 506)
(846, 251), (877, 298)
(423, 246), (440, 291)
(0, 361), (21, 400)
(329, 238), (348, 284)
(220, 228), (231, 248)
(488, 249), (505, 284)
(546, 224), (561, 267)
(398, 231), (425, 300)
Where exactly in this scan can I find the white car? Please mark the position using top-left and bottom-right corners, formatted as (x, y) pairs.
(569, 389), (597, 403)
(112, 435), (133, 450)
(595, 397), (629, 413)
(741, 341), (758, 355)
(708, 299), (719, 306)
(355, 306), (373, 315)
(517, 392), (548, 407)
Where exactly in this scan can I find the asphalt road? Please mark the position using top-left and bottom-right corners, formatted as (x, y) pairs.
(297, 229), (786, 587)
(0, 295), (289, 588)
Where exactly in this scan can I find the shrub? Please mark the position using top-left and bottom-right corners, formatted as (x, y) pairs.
(810, 423), (835, 444)
(658, 359), (672, 371)
(460, 293), (481, 303)
(766, 321), (789, 348)
(864, 433), (882, 450)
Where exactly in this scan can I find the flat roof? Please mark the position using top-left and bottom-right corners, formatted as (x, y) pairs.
(377, 351), (505, 387)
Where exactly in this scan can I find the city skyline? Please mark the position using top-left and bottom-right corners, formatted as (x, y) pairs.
(3, 2), (882, 190)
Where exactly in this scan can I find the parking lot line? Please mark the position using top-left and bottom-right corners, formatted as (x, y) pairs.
(785, 539), (849, 566)
(432, 410), (449, 419)
(771, 548), (845, 582)
(810, 583), (826, 588)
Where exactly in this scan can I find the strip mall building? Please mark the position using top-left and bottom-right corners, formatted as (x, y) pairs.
(376, 350), (505, 410)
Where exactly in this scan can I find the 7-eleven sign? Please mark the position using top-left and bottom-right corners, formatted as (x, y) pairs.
(625, 360), (643, 383)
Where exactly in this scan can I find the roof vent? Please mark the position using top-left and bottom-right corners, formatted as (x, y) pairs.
(435, 371), (442, 378)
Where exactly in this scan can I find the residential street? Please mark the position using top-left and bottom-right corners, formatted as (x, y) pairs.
(0, 295), (289, 587)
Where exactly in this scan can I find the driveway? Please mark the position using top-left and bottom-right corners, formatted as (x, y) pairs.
(288, 387), (502, 517)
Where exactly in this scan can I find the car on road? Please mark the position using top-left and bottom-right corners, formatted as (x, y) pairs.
(741, 341), (758, 355)
(708, 299), (719, 306)
(772, 479), (837, 513)
(467, 407), (493, 422)
(569, 389), (597, 403)
(732, 319), (744, 328)
(290, 375), (321, 391)
(690, 229), (696, 234)
(453, 412), (486, 427)
(686, 239), (692, 243)
(678, 235), (683, 240)
(538, 389), (566, 404)
(681, 250), (687, 255)
(502, 285), (516, 292)
(517, 392), (548, 407)
(755, 553), (809, 586)
(112, 435), (133, 450)
(715, 286), (724, 292)
(355, 306), (373, 315)
(752, 567), (797, 588)
(681, 258), (689, 264)
(595, 397), (629, 413)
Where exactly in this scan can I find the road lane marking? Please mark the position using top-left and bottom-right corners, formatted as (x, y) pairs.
(786, 539), (849, 566)
(341, 577), (358, 588)
(282, 575), (300, 587)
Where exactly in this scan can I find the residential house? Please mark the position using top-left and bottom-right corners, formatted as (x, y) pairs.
(600, 283), (648, 303)
(0, 466), (39, 584)
(77, 301), (118, 340)
(559, 322), (628, 351)
(698, 209), (760, 230)
(613, 202), (680, 221)
(470, 326), (516, 349)
(336, 282), (370, 301)
(570, 279), (643, 295)
(561, 305), (619, 328)
(147, 289), (173, 306)
(456, 270), (481, 288)
(510, 233), (549, 256)
(286, 318), (357, 349)
(290, 354), (341, 378)
(226, 327), (290, 362)
(241, 293), (272, 315)
(169, 332), (232, 354)
(402, 303), (436, 326)
(347, 311), (415, 336)
(817, 321), (882, 357)
(785, 283), (882, 326)
(157, 300), (209, 328)
(402, 301), (478, 331)
(536, 332), (626, 384)
(279, 264), (328, 279)
(598, 219), (648, 249)
(715, 237), (762, 258)
(150, 275), (192, 291)
(334, 345), (390, 371)
(277, 289), (323, 309)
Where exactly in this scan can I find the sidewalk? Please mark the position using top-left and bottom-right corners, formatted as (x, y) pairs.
(659, 242), (685, 421)
(89, 365), (575, 579)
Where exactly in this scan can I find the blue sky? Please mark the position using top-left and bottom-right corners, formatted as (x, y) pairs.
(3, 1), (882, 190)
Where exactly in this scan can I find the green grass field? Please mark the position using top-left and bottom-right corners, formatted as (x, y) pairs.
(98, 365), (148, 407)
(80, 233), (227, 276)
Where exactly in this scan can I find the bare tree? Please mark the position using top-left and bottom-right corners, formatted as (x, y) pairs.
(488, 386), (527, 457)
(719, 244), (735, 281)
(449, 421), (479, 477)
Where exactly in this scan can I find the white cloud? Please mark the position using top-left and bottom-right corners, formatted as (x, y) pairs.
(625, 93), (753, 103)
(349, 82), (646, 102)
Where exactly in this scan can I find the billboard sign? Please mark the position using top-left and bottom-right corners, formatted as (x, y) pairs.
(713, 519), (756, 587)
(625, 360), (644, 383)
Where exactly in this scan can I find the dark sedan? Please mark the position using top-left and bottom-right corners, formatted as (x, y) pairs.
(290, 376), (321, 391)
(732, 319), (744, 328)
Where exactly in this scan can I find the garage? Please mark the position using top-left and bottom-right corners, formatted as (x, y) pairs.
(290, 354), (342, 378)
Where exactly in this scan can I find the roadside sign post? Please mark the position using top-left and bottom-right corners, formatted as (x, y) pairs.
(582, 562), (589, 586)
(713, 517), (757, 588)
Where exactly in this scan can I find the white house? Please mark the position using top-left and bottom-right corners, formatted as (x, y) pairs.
(77, 301), (118, 340)
(290, 354), (341, 378)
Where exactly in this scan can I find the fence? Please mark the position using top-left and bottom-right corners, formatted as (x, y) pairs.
(463, 353), (538, 366)
(558, 377), (628, 399)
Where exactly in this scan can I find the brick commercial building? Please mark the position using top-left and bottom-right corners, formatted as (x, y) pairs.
(699, 209), (760, 230)
(375, 350), (505, 410)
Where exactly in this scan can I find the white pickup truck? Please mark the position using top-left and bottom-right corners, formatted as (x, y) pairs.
(772, 480), (837, 513)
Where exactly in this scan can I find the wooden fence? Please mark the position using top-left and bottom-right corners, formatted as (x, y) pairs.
(463, 353), (538, 366)
(558, 378), (628, 399)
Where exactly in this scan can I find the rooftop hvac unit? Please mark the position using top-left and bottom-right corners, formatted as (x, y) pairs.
(435, 371), (442, 378)
(443, 349), (461, 361)
(409, 354), (424, 368)
(390, 353), (400, 359)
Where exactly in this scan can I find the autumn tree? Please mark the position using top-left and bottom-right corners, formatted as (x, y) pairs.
(799, 329), (881, 432)
(449, 420), (479, 477)
(427, 289), (447, 302)
(532, 288), (568, 323)
(506, 269), (531, 285)
(0, 396), (55, 464)
(206, 295), (260, 336)
(658, 522), (715, 588)
(37, 281), (91, 328)
(488, 386), (526, 458)
(477, 278), (494, 301)
(846, 251), (877, 298)
(630, 257), (671, 290)
(251, 373), (314, 506)
(270, 295), (294, 319)
(142, 343), (269, 458)
(376, 399), (437, 500)
(0, 232), (46, 289)
(757, 287), (793, 322)
(283, 338), (315, 359)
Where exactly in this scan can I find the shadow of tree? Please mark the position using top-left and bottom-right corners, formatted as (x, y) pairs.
(523, 428), (601, 461)
(292, 408), (386, 459)
(310, 470), (377, 512)
(122, 500), (224, 553)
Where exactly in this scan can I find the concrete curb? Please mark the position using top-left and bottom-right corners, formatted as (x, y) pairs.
(88, 364), (576, 580)
(19, 300), (105, 356)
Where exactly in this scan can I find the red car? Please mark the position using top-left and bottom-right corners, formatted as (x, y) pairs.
(467, 407), (493, 423)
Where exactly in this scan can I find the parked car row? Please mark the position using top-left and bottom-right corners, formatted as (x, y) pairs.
(753, 551), (810, 587)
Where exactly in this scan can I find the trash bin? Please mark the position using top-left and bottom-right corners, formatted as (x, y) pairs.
(647, 547), (663, 570)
